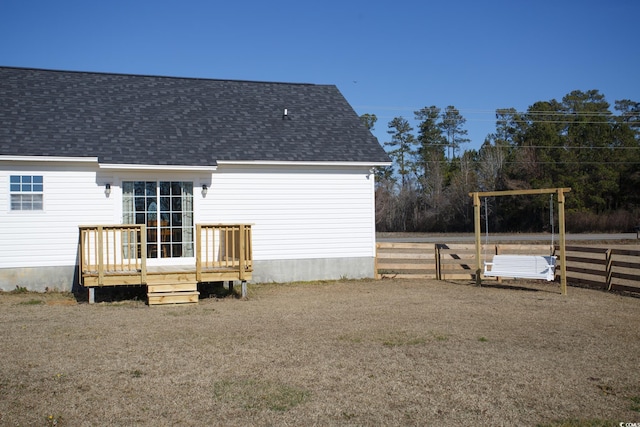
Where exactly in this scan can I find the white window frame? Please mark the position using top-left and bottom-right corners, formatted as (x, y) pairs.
(10, 175), (44, 211)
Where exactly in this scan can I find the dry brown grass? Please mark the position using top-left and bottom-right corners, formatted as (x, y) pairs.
(1, 279), (639, 426)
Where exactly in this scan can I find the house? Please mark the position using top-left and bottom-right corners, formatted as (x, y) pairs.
(0, 66), (390, 302)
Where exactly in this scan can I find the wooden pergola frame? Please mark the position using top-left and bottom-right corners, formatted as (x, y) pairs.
(469, 188), (571, 295)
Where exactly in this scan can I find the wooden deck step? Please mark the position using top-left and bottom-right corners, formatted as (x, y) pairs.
(148, 283), (197, 293)
(148, 291), (199, 305)
(147, 282), (199, 305)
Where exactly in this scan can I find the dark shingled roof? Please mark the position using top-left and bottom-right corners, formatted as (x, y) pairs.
(0, 67), (390, 166)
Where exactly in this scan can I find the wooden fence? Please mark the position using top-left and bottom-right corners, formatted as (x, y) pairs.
(564, 245), (640, 293)
(376, 242), (640, 295)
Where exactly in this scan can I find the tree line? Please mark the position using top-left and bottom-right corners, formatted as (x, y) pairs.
(365, 90), (640, 233)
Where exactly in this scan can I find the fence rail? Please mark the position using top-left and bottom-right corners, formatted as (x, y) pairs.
(374, 242), (437, 279)
(564, 245), (640, 293)
(376, 242), (640, 295)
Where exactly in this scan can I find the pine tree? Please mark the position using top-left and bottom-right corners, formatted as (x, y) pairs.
(385, 117), (416, 190)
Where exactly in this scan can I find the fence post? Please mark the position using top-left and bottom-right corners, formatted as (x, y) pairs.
(435, 244), (441, 280)
(605, 249), (613, 291)
(375, 243), (380, 279)
(495, 244), (502, 284)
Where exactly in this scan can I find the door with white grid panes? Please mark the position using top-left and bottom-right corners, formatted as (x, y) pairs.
(122, 181), (194, 259)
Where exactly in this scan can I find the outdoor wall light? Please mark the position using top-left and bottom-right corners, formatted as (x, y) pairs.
(201, 184), (208, 197)
(105, 183), (111, 197)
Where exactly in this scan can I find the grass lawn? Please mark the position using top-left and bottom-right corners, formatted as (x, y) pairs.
(1, 279), (639, 426)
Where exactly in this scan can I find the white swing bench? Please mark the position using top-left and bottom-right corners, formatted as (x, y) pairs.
(484, 255), (557, 282)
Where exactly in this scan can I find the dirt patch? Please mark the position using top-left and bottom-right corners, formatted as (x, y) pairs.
(1, 280), (639, 426)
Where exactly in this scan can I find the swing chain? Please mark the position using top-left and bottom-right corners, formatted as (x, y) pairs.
(550, 194), (555, 256)
(484, 197), (489, 262)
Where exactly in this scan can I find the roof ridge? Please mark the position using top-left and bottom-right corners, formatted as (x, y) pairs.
(0, 65), (322, 87)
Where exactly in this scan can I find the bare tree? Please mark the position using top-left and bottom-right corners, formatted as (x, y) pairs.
(477, 139), (505, 191)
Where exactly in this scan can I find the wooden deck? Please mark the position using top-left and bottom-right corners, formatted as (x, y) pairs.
(79, 224), (252, 305)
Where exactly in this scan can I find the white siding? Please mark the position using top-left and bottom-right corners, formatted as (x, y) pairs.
(0, 164), (116, 268)
(0, 162), (377, 270)
(200, 164), (376, 260)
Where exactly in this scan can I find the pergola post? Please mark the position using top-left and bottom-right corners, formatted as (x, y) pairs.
(472, 192), (482, 286)
(558, 188), (568, 295)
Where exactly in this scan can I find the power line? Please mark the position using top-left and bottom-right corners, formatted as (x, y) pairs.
(415, 143), (640, 150)
(416, 160), (640, 165)
(359, 105), (640, 115)
(503, 161), (640, 165)
(358, 106), (640, 123)
(471, 119), (637, 125)
(487, 146), (640, 150)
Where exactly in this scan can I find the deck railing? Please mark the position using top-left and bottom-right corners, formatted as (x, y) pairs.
(79, 223), (253, 287)
(195, 224), (253, 281)
(79, 224), (147, 286)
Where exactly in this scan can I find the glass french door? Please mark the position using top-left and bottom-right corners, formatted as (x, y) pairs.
(122, 181), (194, 258)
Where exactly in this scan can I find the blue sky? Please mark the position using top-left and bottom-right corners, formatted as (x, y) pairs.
(1, 0), (638, 151)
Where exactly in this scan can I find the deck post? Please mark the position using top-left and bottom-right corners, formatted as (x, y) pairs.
(88, 287), (95, 304)
(140, 224), (147, 284)
(241, 281), (247, 299)
(239, 224), (246, 282)
(78, 230), (83, 289)
(97, 226), (104, 286)
(195, 224), (202, 281)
